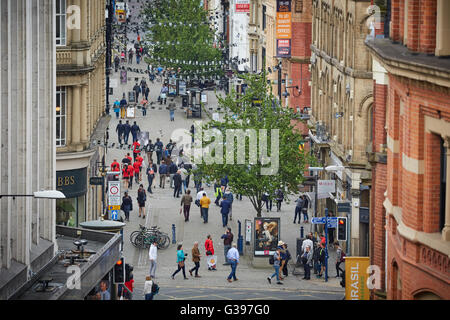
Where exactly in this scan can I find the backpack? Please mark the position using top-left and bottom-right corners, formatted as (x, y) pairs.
(269, 254), (274, 265)
(151, 282), (159, 294)
(340, 250), (346, 263)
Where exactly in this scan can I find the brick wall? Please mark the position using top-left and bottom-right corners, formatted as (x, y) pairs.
(385, 74), (450, 300)
(419, 0), (437, 53)
(391, 0), (401, 41)
(407, 0), (420, 51)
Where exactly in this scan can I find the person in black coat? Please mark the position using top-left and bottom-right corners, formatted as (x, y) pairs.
(130, 121), (141, 143)
(168, 162), (178, 188)
(123, 121), (131, 145)
(116, 120), (124, 144)
(173, 170), (182, 198)
(121, 192), (133, 221)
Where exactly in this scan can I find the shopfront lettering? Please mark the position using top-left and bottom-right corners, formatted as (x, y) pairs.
(58, 176), (76, 187)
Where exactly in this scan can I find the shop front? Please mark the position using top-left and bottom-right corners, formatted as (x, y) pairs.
(56, 168), (88, 227)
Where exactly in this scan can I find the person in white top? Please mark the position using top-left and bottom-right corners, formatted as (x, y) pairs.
(149, 241), (158, 278)
(196, 187), (207, 217)
(302, 234), (314, 254)
(143, 276), (154, 300)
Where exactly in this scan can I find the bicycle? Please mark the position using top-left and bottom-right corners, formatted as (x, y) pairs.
(130, 225), (170, 249)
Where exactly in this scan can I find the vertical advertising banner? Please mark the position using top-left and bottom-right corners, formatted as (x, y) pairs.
(276, 0), (292, 58)
(345, 257), (371, 300)
(254, 218), (280, 256)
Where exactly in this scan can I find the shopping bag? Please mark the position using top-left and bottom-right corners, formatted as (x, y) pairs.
(207, 255), (217, 269)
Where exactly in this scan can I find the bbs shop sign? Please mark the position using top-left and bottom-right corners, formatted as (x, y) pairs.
(56, 168), (87, 198)
(276, 0), (292, 58)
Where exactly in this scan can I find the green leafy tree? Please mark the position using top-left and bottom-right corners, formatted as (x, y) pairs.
(193, 73), (315, 217)
(141, 0), (223, 79)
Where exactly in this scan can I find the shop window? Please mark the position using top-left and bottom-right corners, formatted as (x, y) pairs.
(56, 195), (86, 227)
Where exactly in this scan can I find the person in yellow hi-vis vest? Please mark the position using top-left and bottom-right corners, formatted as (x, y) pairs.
(214, 182), (223, 206)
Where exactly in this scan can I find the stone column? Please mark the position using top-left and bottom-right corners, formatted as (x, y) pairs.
(80, 0), (88, 42)
(443, 138), (450, 241)
(72, 85), (81, 147)
(80, 84), (88, 143)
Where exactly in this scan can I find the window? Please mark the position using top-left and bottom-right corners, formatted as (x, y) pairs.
(56, 86), (67, 147)
(56, 0), (66, 46)
(262, 5), (266, 30)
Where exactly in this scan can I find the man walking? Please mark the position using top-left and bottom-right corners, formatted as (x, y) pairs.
(223, 188), (234, 221)
(158, 160), (168, 188)
(267, 247), (283, 285)
(116, 120), (124, 145)
(221, 228), (233, 265)
(188, 242), (202, 278)
(302, 245), (313, 280)
(199, 193), (211, 223)
(334, 241), (345, 278)
(302, 195), (309, 223)
(123, 120), (131, 145)
(155, 138), (163, 165)
(180, 190), (193, 222)
(149, 241), (157, 279)
(146, 162), (155, 194)
(168, 99), (176, 121)
(219, 195), (231, 227)
(168, 161), (178, 189)
(196, 187), (206, 217)
(294, 195), (304, 224)
(226, 243), (239, 283)
(131, 121), (141, 144)
(133, 83), (141, 102)
(173, 170), (182, 198)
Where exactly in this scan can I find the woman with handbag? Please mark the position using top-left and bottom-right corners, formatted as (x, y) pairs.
(121, 192), (133, 222)
(205, 235), (216, 271)
(171, 244), (188, 280)
(137, 184), (146, 219)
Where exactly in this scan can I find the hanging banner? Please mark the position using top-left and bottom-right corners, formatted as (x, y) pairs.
(276, 0), (292, 58)
(236, 0), (250, 13)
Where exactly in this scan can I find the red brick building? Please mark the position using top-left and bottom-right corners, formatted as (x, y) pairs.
(366, 0), (450, 300)
(286, 2), (312, 121)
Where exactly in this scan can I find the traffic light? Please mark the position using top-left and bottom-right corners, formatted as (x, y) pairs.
(337, 217), (347, 241)
(113, 258), (125, 284)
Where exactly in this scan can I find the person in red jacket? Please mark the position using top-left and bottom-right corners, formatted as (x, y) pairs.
(127, 164), (135, 189)
(111, 159), (120, 172)
(205, 234), (216, 271)
(136, 154), (144, 181)
(133, 141), (141, 161)
(133, 161), (141, 184)
(122, 164), (129, 190)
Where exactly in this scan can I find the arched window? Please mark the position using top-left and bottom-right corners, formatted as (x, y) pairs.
(414, 291), (441, 300)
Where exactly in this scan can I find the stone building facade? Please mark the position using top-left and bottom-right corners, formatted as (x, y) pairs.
(366, 0), (450, 300)
(309, 0), (374, 256)
(0, 0), (56, 300)
(55, 0), (107, 228)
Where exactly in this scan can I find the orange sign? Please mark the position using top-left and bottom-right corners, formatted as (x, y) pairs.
(276, 12), (292, 39)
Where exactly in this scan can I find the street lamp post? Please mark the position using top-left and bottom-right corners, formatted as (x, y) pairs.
(0, 190), (66, 200)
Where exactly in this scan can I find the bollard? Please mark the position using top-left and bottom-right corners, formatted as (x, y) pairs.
(237, 220), (243, 255)
(300, 226), (304, 239)
(172, 224), (176, 244)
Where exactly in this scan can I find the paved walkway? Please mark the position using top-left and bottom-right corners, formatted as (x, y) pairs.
(105, 4), (345, 300)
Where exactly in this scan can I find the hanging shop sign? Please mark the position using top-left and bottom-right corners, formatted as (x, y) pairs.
(236, 0), (250, 13)
(276, 0), (292, 58)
